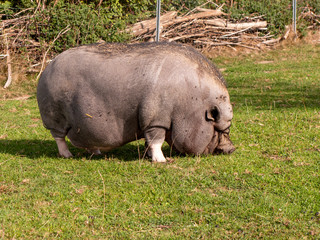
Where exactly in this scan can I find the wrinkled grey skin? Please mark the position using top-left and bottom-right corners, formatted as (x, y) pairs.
(37, 42), (235, 162)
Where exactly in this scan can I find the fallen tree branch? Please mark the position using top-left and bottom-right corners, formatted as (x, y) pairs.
(169, 33), (206, 42)
(2, 26), (13, 89)
(173, 9), (225, 24)
(3, 48), (12, 89)
(198, 19), (267, 29)
(0, 16), (30, 29)
(219, 26), (253, 38)
(261, 37), (281, 45)
(128, 11), (177, 36)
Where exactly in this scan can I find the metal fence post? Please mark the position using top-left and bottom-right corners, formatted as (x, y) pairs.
(156, 0), (161, 42)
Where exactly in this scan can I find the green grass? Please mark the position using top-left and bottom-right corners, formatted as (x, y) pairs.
(1, 44), (320, 239)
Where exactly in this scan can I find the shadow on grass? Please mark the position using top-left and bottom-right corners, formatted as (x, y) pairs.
(0, 139), (177, 162)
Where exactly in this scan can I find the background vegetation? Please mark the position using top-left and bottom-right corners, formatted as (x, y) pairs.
(0, 0), (319, 90)
(1, 0), (319, 53)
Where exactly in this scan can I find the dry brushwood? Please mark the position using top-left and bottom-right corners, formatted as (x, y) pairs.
(126, 5), (317, 50)
(1, 8), (39, 88)
(0, 7), (69, 87)
(300, 7), (320, 29)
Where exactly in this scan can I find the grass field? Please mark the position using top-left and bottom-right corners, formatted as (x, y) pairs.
(0, 43), (320, 239)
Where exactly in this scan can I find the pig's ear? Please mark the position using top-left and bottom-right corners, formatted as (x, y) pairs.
(205, 107), (219, 122)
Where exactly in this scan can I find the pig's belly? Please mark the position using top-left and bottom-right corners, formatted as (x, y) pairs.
(65, 115), (143, 150)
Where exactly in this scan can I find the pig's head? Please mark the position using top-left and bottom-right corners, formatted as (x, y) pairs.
(167, 93), (235, 155)
(167, 58), (235, 156)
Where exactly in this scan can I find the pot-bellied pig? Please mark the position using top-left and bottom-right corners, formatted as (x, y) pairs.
(37, 42), (235, 162)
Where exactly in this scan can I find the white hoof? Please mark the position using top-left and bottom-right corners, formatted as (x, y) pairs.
(150, 143), (167, 163)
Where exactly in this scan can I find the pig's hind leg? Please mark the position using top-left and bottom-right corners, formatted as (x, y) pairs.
(50, 130), (73, 158)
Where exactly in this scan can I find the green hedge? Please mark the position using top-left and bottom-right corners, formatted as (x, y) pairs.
(30, 3), (127, 52)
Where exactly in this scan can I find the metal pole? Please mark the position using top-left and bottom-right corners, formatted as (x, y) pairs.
(293, 0), (297, 34)
(156, 0), (161, 42)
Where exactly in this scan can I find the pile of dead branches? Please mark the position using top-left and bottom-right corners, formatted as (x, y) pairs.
(300, 7), (320, 29)
(0, 7), (46, 60)
(1, 14), (32, 88)
(0, 7), (68, 88)
(126, 7), (281, 50)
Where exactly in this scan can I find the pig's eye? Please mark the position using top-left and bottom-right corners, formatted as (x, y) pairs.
(206, 107), (220, 122)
